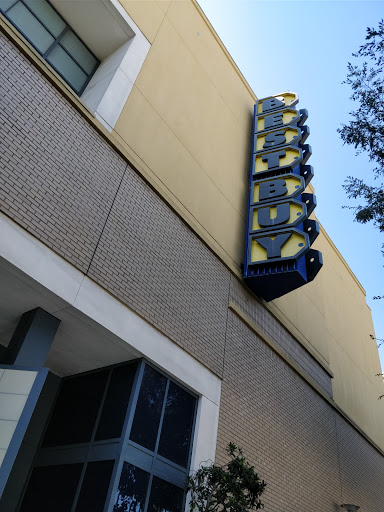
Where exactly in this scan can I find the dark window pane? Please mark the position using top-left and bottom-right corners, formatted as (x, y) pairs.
(95, 363), (137, 441)
(19, 463), (83, 512)
(47, 45), (88, 93)
(24, 0), (66, 37)
(147, 476), (183, 512)
(0, 0), (17, 12)
(43, 370), (108, 446)
(75, 460), (115, 512)
(113, 462), (150, 512)
(158, 382), (196, 467)
(60, 30), (98, 74)
(130, 366), (167, 451)
(6, 2), (54, 53)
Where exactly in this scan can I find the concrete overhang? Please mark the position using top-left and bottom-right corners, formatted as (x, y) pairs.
(0, 256), (140, 377)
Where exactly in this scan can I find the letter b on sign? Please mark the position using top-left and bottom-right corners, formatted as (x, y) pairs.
(259, 179), (288, 201)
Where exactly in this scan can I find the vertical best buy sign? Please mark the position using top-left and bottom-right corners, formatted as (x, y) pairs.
(244, 92), (323, 301)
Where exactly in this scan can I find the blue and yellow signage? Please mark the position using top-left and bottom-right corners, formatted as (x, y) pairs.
(244, 92), (322, 301)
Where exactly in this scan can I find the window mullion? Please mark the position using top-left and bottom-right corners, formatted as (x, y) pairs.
(2, 0), (100, 95)
(185, 395), (199, 471)
(78, 65), (97, 95)
(143, 473), (154, 512)
(69, 368), (112, 512)
(153, 378), (170, 456)
(90, 368), (113, 443)
(42, 24), (69, 59)
(2, 0), (19, 14)
(53, 42), (92, 77)
(70, 463), (88, 512)
(19, 0), (64, 39)
(122, 359), (146, 443)
(104, 360), (146, 512)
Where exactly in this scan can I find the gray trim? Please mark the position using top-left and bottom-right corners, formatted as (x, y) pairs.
(104, 359), (145, 511)
(143, 473), (153, 512)
(18, 359), (198, 512)
(42, 24), (69, 58)
(70, 368), (113, 512)
(0, 367), (49, 499)
(0, 0), (99, 94)
(1, 308), (60, 367)
(154, 378), (170, 454)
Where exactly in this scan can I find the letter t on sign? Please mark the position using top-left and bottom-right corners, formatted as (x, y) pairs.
(261, 150), (286, 170)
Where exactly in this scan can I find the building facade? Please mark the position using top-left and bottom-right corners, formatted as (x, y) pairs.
(0, 1), (384, 511)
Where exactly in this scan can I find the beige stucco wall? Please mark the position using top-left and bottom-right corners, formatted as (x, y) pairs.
(115, 0), (255, 267)
(115, 0), (384, 448)
(316, 231), (384, 444)
(275, 227), (384, 446)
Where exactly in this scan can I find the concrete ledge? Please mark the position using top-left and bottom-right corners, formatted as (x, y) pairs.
(0, 213), (221, 470)
(229, 301), (333, 384)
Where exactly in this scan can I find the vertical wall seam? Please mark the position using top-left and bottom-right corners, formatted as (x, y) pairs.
(86, 164), (128, 275)
(334, 412), (344, 505)
(221, 273), (232, 379)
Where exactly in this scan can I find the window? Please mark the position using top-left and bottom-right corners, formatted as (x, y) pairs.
(0, 0), (99, 94)
(1, 0), (151, 131)
(19, 360), (197, 512)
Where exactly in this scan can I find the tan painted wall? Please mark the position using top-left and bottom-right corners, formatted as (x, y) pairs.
(316, 231), (384, 444)
(275, 227), (384, 446)
(115, 0), (255, 267)
(115, 0), (384, 447)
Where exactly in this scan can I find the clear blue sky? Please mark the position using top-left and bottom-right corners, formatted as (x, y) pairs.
(198, 0), (384, 370)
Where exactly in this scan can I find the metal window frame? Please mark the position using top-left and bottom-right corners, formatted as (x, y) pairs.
(21, 359), (198, 512)
(0, 0), (99, 94)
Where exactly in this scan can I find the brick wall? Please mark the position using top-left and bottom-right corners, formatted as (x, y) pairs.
(216, 311), (383, 512)
(230, 276), (333, 395)
(0, 31), (231, 377)
(337, 414), (384, 510)
(0, 33), (126, 273)
(87, 169), (231, 377)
